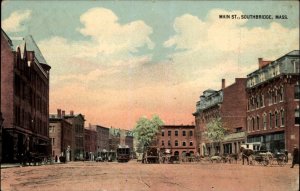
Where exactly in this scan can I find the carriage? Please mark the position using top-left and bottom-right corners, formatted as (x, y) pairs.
(142, 146), (160, 164)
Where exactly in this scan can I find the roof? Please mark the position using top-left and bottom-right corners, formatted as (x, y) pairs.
(247, 50), (300, 76)
(160, 125), (195, 129)
(10, 35), (48, 65)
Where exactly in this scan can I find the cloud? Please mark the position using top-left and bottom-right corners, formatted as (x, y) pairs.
(38, 8), (154, 86)
(164, 9), (299, 88)
(2, 10), (32, 32)
(78, 7), (154, 55)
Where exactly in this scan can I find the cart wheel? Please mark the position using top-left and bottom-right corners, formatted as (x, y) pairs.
(263, 159), (269, 166)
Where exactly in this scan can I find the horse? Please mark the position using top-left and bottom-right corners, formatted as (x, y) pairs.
(240, 147), (254, 165)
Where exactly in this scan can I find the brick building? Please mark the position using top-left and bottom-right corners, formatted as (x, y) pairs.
(1, 30), (51, 162)
(193, 78), (247, 156)
(93, 125), (109, 156)
(157, 125), (196, 157)
(246, 50), (299, 154)
(64, 110), (85, 160)
(49, 112), (72, 161)
(84, 127), (97, 160)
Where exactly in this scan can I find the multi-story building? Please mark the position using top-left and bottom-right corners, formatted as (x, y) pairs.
(1, 30), (51, 162)
(84, 127), (97, 160)
(93, 125), (109, 156)
(157, 125), (196, 157)
(64, 110), (85, 160)
(49, 110), (72, 161)
(193, 78), (247, 156)
(246, 50), (299, 155)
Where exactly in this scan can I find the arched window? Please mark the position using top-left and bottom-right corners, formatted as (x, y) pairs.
(281, 110), (285, 127)
(275, 111), (279, 127)
(190, 141), (193, 146)
(182, 141), (186, 146)
(263, 113), (267, 130)
(269, 112), (273, 129)
(252, 117), (255, 131)
(256, 116), (259, 130)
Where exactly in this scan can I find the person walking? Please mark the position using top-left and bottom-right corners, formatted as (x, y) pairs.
(291, 145), (299, 168)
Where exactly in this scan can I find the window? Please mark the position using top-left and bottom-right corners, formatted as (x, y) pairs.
(269, 113), (273, 129)
(251, 118), (255, 131)
(279, 87), (283, 102)
(175, 140), (178, 146)
(295, 109), (300, 125)
(275, 111), (279, 127)
(189, 130), (193, 136)
(51, 138), (55, 145)
(190, 141), (193, 146)
(182, 142), (186, 146)
(256, 116), (260, 130)
(236, 127), (242, 132)
(294, 60), (300, 73)
(281, 110), (285, 127)
(168, 130), (171, 136)
(161, 131), (164, 137)
(175, 130), (178, 136)
(295, 85), (300, 99)
(168, 140), (171, 146)
(182, 131), (186, 136)
(161, 141), (164, 146)
(263, 114), (267, 130)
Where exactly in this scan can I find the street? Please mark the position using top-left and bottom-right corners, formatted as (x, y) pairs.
(1, 160), (299, 191)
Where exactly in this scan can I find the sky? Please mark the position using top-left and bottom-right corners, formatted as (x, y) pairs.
(1, 0), (299, 130)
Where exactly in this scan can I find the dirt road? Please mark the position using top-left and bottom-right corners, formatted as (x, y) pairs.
(1, 161), (299, 191)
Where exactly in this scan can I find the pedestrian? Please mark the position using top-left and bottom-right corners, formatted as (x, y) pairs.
(284, 150), (288, 163)
(291, 145), (299, 168)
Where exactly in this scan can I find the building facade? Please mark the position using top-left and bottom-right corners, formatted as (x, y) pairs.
(64, 111), (85, 160)
(84, 127), (97, 160)
(193, 78), (247, 156)
(157, 125), (196, 157)
(246, 50), (299, 154)
(1, 30), (51, 162)
(49, 112), (72, 161)
(94, 125), (109, 155)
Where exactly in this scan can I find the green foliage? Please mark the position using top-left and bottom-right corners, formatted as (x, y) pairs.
(133, 115), (164, 151)
(205, 117), (226, 143)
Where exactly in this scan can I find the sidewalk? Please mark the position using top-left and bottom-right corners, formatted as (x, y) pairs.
(1, 163), (22, 169)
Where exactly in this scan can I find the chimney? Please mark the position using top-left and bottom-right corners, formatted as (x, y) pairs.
(57, 109), (62, 118)
(70, 110), (74, 116)
(222, 79), (226, 89)
(62, 110), (65, 117)
(258, 58), (263, 69)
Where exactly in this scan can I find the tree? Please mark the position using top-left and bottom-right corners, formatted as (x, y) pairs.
(133, 115), (164, 152)
(204, 117), (227, 154)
